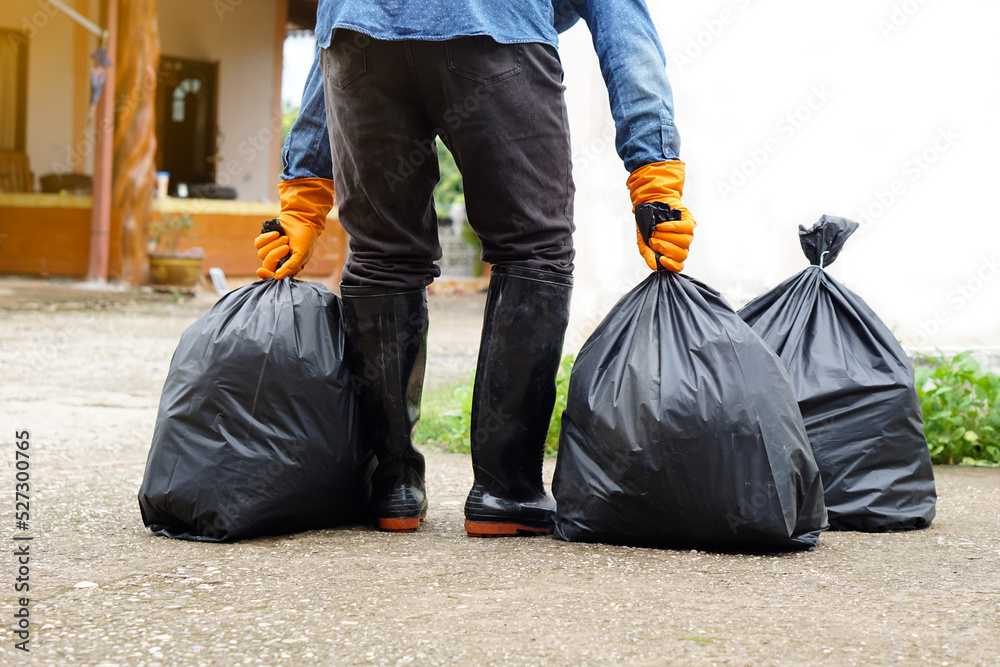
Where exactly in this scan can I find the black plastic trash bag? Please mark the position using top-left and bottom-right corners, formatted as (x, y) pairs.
(553, 272), (827, 550)
(138, 279), (373, 541)
(738, 215), (936, 531)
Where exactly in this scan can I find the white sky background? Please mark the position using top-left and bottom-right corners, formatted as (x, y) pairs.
(282, 34), (317, 106)
(280, 3), (1000, 352)
(562, 0), (1000, 353)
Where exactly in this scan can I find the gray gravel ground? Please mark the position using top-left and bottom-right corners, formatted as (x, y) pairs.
(0, 279), (998, 666)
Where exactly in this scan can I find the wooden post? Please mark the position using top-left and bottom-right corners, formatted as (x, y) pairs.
(85, 0), (117, 283)
(112, 0), (160, 285)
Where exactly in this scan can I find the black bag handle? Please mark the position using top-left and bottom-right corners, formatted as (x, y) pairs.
(798, 215), (860, 268)
(636, 202), (683, 272)
(261, 219), (289, 270)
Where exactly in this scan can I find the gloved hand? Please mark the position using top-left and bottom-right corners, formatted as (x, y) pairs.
(627, 160), (696, 273)
(254, 177), (335, 280)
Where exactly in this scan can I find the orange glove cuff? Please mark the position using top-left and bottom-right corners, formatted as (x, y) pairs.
(626, 160), (686, 209)
(277, 177), (336, 234)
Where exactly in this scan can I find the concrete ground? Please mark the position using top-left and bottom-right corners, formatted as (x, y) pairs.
(0, 277), (998, 666)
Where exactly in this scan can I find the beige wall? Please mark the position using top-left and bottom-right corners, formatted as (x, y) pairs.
(0, 0), (99, 187)
(1, 0), (284, 200)
(158, 0), (282, 203)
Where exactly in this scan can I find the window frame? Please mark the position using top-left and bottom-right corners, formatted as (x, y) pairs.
(0, 27), (29, 153)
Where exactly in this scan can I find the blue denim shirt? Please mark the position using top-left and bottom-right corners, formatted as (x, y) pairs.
(282, 0), (680, 181)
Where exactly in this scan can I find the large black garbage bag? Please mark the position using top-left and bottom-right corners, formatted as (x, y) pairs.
(138, 279), (373, 541)
(553, 272), (827, 550)
(738, 215), (936, 531)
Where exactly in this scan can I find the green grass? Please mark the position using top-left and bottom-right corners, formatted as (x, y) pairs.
(414, 372), (475, 454)
(416, 350), (1000, 466)
(415, 356), (574, 456)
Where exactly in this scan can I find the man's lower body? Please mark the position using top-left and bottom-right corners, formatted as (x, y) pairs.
(321, 31), (575, 535)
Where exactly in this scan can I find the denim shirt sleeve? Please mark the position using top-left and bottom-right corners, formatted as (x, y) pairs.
(285, 1), (679, 181)
(280, 47), (334, 182)
(575, 0), (681, 172)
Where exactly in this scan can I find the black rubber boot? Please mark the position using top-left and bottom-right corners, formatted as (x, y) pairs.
(464, 266), (573, 537)
(341, 285), (429, 533)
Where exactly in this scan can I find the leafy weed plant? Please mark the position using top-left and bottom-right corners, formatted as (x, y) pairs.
(915, 351), (1000, 465)
(415, 356), (575, 456)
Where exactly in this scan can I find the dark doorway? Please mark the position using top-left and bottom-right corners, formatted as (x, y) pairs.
(156, 56), (218, 194)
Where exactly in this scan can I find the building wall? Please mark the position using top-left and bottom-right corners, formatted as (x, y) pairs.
(1, 0), (283, 201)
(560, 0), (1000, 355)
(0, 0), (98, 186)
(0, 194), (347, 280)
(158, 0), (282, 203)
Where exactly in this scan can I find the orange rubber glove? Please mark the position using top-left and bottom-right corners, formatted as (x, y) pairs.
(254, 177), (335, 280)
(627, 160), (696, 273)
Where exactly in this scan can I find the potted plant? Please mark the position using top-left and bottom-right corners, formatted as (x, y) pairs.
(147, 213), (205, 289)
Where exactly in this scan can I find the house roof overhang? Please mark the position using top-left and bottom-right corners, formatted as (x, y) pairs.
(287, 0), (319, 34)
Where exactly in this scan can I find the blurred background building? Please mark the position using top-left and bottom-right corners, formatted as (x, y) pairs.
(0, 0), (996, 360)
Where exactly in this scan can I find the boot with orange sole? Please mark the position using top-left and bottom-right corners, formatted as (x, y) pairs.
(341, 285), (429, 533)
(463, 266), (572, 537)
